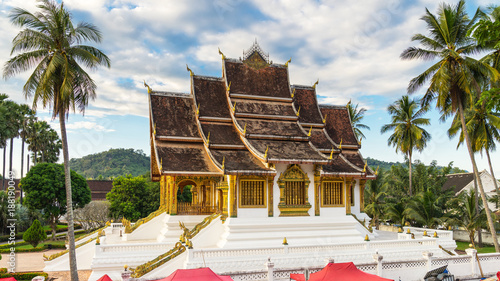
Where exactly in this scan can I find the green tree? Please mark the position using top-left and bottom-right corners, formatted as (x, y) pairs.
(347, 102), (370, 141)
(364, 169), (387, 229)
(3, 1), (110, 278)
(0, 95), (24, 190)
(451, 190), (487, 248)
(23, 219), (47, 248)
(21, 163), (91, 239)
(404, 190), (448, 229)
(400, 0), (500, 251)
(381, 96), (431, 196)
(107, 175), (160, 221)
(385, 201), (406, 226)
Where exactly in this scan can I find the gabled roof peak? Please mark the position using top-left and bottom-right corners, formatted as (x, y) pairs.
(243, 39), (270, 63)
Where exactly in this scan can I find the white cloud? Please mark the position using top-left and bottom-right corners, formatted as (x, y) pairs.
(66, 121), (115, 132)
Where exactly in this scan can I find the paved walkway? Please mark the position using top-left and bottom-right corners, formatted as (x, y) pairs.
(0, 249), (62, 272)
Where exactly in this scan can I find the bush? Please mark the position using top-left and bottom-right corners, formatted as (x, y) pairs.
(0, 233), (23, 242)
(0, 272), (48, 280)
(0, 268), (6, 273)
(23, 219), (47, 248)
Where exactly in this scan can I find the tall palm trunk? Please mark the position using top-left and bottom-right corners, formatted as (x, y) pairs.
(473, 175), (482, 247)
(20, 138), (24, 204)
(9, 138), (13, 178)
(458, 101), (500, 252)
(485, 149), (500, 202)
(59, 112), (79, 281)
(2, 146), (6, 190)
(409, 152), (413, 196)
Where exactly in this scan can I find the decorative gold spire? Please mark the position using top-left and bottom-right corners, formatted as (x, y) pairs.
(358, 138), (362, 146)
(398, 227), (403, 233)
(363, 161), (367, 173)
(196, 103), (200, 115)
(232, 102), (236, 112)
(329, 147), (334, 160)
(433, 231), (438, 238)
(291, 88), (295, 98)
(322, 114), (327, 124)
(312, 79), (319, 89)
(285, 57), (291, 67)
(226, 81), (231, 92)
(339, 138), (342, 150)
(186, 64), (194, 76)
(407, 228), (411, 234)
(221, 157), (225, 170)
(282, 237), (288, 245)
(243, 122), (247, 134)
(143, 80), (152, 93)
(218, 47), (226, 60)
(308, 126), (312, 137)
(364, 234), (370, 241)
(423, 230), (428, 236)
(206, 132), (210, 145)
(96, 237), (100, 245)
(296, 106), (300, 117)
(264, 146), (269, 159)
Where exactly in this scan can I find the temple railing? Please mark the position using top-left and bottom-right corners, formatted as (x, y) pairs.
(177, 202), (216, 215)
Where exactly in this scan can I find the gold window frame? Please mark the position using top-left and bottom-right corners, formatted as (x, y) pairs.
(321, 180), (344, 207)
(238, 178), (267, 208)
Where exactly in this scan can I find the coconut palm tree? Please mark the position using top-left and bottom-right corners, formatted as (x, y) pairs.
(381, 96), (431, 196)
(347, 102), (370, 141)
(364, 169), (387, 230)
(3, 1), (110, 279)
(400, 0), (500, 252)
(452, 190), (487, 248)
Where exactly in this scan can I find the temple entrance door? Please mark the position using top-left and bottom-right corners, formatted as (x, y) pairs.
(217, 189), (223, 212)
(177, 179), (216, 215)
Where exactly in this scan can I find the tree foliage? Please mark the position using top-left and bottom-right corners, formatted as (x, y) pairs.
(107, 175), (160, 221)
(21, 163), (91, 238)
(347, 102), (370, 141)
(70, 148), (150, 179)
(22, 219), (47, 248)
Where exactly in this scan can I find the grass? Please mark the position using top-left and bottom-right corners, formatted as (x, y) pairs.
(14, 240), (66, 250)
(455, 241), (496, 254)
(42, 224), (68, 231)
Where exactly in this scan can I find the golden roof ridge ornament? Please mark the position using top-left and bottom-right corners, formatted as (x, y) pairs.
(346, 99), (351, 107)
(264, 146), (269, 159)
(196, 103), (200, 115)
(312, 79), (319, 89)
(363, 161), (367, 173)
(339, 138), (342, 150)
(226, 81), (231, 92)
(160, 159), (163, 171)
(206, 132), (210, 145)
(153, 123), (157, 135)
(186, 64), (194, 76)
(375, 166), (379, 175)
(308, 126), (312, 137)
(221, 157), (225, 170)
(143, 80), (152, 94)
(329, 147), (334, 160)
(243, 122), (247, 135)
(285, 57), (291, 67)
(291, 88), (295, 98)
(232, 102), (236, 112)
(218, 47), (226, 60)
(296, 106), (300, 117)
(322, 114), (327, 124)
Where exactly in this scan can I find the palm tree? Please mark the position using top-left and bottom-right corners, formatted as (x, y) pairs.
(347, 102), (370, 141)
(452, 190), (487, 248)
(3, 1), (110, 279)
(404, 190), (447, 229)
(364, 169), (387, 230)
(400, 0), (500, 252)
(381, 96), (431, 196)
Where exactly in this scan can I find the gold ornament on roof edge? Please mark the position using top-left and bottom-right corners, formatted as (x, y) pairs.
(186, 64), (194, 76)
(218, 47), (226, 60)
(312, 79), (319, 89)
(285, 57), (291, 67)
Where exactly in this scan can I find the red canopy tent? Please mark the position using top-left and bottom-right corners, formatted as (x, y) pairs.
(154, 268), (234, 281)
(291, 262), (393, 281)
(96, 274), (113, 281)
(0, 278), (17, 281)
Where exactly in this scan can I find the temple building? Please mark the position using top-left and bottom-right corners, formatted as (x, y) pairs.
(148, 42), (375, 228)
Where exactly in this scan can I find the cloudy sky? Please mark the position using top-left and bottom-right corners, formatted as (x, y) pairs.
(1, 0), (499, 178)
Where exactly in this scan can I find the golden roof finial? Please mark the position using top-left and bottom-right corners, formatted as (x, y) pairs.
(308, 126), (312, 137)
(218, 47), (226, 60)
(363, 161), (367, 173)
(291, 88), (295, 98)
(358, 138), (362, 146)
(329, 147), (334, 160)
(186, 64), (194, 76)
(232, 102), (236, 112)
(264, 146), (269, 159)
(160, 159), (163, 171)
(243, 122), (247, 135)
(375, 166), (379, 175)
(339, 138), (342, 150)
(153, 123), (157, 135)
(196, 103), (200, 115)
(312, 79), (319, 89)
(322, 114), (327, 124)
(221, 157), (225, 170)
(285, 57), (292, 67)
(346, 99), (351, 107)
(296, 106), (300, 117)
(226, 81), (231, 92)
(206, 132), (210, 145)
(144, 80), (152, 94)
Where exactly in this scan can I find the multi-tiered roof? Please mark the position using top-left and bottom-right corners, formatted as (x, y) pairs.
(149, 42), (375, 180)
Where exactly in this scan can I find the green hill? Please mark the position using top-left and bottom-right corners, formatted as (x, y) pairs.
(69, 148), (150, 179)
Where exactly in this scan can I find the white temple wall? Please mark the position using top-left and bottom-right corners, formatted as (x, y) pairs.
(350, 179), (361, 215)
(236, 207), (268, 218)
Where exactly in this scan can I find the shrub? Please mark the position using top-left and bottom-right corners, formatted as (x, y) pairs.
(0, 272), (48, 280)
(23, 219), (47, 248)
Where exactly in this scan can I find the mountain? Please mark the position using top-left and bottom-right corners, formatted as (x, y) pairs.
(69, 148), (150, 179)
(366, 157), (467, 173)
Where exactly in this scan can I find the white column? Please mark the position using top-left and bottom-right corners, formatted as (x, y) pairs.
(266, 258), (275, 281)
(422, 251), (433, 272)
(373, 252), (384, 277)
(465, 248), (478, 277)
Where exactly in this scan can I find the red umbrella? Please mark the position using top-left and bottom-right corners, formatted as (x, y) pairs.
(290, 273), (306, 281)
(96, 274), (113, 281)
(308, 262), (393, 281)
(154, 268), (233, 281)
(0, 278), (17, 281)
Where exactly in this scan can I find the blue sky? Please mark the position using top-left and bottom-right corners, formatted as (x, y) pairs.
(1, 0), (499, 178)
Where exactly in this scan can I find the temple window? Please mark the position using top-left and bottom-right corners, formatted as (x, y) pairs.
(277, 164), (312, 216)
(284, 181), (306, 205)
(239, 178), (266, 208)
(350, 182), (355, 206)
(321, 181), (344, 207)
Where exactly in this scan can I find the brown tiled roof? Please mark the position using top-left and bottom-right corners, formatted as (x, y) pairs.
(224, 60), (291, 98)
(320, 105), (359, 147)
(87, 180), (113, 201)
(246, 139), (329, 163)
(156, 142), (220, 175)
(293, 86), (324, 124)
(442, 173), (474, 194)
(342, 152), (375, 176)
(200, 122), (241, 146)
(233, 99), (296, 117)
(310, 129), (334, 150)
(150, 92), (199, 139)
(235, 119), (307, 139)
(193, 76), (231, 119)
(322, 155), (362, 175)
(210, 150), (273, 175)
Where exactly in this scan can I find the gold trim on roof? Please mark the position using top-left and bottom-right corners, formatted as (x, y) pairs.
(186, 64), (194, 76)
